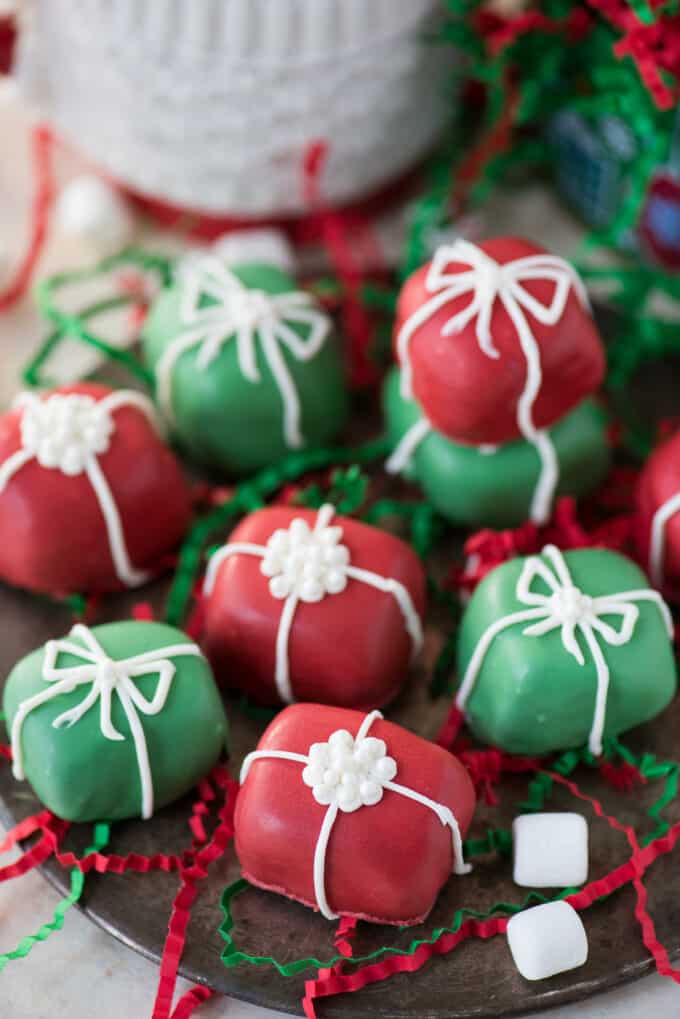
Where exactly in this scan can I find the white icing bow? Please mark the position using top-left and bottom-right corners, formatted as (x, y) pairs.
(390, 241), (590, 524)
(204, 504), (423, 704)
(241, 710), (470, 920)
(0, 390), (160, 588)
(456, 544), (673, 756)
(156, 255), (330, 448)
(11, 624), (203, 819)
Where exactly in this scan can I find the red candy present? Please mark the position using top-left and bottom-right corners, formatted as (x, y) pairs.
(0, 383), (191, 594)
(202, 504), (426, 706)
(638, 428), (680, 590)
(394, 236), (605, 446)
(235, 704), (476, 924)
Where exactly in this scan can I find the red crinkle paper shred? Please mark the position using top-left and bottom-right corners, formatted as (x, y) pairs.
(302, 140), (381, 389)
(151, 767), (238, 1019)
(0, 741), (237, 1019)
(458, 749), (542, 806)
(303, 768), (680, 1018)
(453, 495), (637, 597)
(586, 0), (680, 110)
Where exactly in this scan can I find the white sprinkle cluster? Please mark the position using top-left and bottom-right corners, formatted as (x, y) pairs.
(260, 516), (350, 603)
(20, 394), (113, 476)
(302, 728), (397, 813)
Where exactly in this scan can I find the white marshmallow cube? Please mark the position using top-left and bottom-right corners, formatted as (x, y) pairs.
(513, 812), (588, 888)
(212, 229), (295, 274)
(507, 901), (588, 981)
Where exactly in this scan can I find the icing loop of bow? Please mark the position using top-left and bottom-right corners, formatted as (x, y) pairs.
(156, 256), (331, 448)
(456, 545), (673, 756)
(392, 240), (590, 524)
(11, 624), (203, 819)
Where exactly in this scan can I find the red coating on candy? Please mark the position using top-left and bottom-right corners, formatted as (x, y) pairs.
(637, 428), (680, 586)
(235, 704), (476, 926)
(202, 506), (426, 707)
(0, 383), (191, 595)
(393, 237), (606, 445)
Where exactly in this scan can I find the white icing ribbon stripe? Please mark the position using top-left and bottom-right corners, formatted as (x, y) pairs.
(204, 504), (424, 703)
(456, 544), (673, 756)
(156, 255), (331, 448)
(0, 390), (160, 588)
(240, 710), (471, 920)
(11, 624), (203, 819)
(389, 241), (590, 524)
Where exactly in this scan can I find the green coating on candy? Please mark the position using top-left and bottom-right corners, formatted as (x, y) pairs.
(3, 621), (228, 822)
(383, 367), (610, 528)
(142, 263), (348, 475)
(457, 549), (677, 755)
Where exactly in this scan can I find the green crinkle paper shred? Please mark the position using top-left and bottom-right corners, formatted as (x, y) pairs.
(0, 823), (110, 972)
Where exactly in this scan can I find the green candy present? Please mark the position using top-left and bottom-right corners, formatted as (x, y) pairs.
(383, 367), (610, 528)
(456, 545), (676, 757)
(143, 256), (348, 475)
(3, 621), (228, 822)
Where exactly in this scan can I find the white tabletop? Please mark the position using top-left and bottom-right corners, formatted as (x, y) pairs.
(0, 93), (678, 1017)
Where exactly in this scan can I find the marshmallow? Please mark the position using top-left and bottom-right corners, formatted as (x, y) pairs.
(507, 901), (588, 981)
(212, 229), (295, 274)
(56, 175), (134, 254)
(513, 812), (588, 888)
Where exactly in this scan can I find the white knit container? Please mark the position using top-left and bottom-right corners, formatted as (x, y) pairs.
(15, 0), (452, 218)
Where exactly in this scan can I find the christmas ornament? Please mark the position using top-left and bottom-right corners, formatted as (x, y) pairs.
(3, 620), (228, 822)
(235, 704), (475, 924)
(457, 545), (675, 756)
(0, 383), (191, 594)
(202, 504), (425, 707)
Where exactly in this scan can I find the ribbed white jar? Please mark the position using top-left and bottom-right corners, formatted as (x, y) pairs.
(15, 0), (452, 217)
